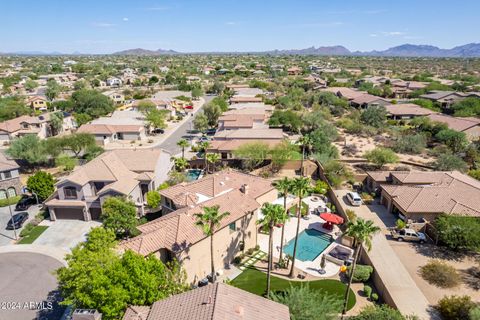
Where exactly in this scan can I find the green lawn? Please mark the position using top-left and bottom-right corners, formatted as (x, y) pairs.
(231, 267), (356, 310)
(17, 226), (49, 244)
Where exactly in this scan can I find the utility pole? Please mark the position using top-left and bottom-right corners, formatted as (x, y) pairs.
(6, 192), (17, 240)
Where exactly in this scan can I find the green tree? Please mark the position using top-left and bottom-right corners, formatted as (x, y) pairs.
(177, 139), (190, 159)
(211, 96), (229, 112)
(45, 79), (61, 102)
(270, 140), (300, 171)
(60, 133), (96, 157)
(274, 177), (293, 263)
(191, 87), (203, 100)
(437, 295), (476, 320)
(234, 142), (270, 171)
(360, 106), (387, 128)
(203, 102), (222, 127)
(146, 190), (161, 209)
(173, 157), (188, 172)
(297, 135), (313, 176)
(289, 177), (311, 278)
(74, 113), (92, 126)
(49, 111), (64, 136)
(342, 218), (380, 316)
(364, 147), (399, 168)
(193, 112), (209, 132)
(24, 79), (38, 92)
(0, 97), (31, 121)
(27, 171), (55, 201)
(101, 197), (138, 238)
(198, 141), (210, 174)
(270, 284), (342, 320)
(435, 129), (469, 153)
(7, 135), (48, 166)
(435, 214), (480, 251)
(323, 160), (352, 187)
(56, 227), (188, 320)
(257, 203), (288, 295)
(393, 134), (427, 154)
(434, 154), (468, 172)
(71, 89), (115, 118)
(55, 154), (78, 171)
(194, 205), (230, 282)
(349, 304), (413, 320)
(268, 110), (303, 133)
(145, 109), (168, 129)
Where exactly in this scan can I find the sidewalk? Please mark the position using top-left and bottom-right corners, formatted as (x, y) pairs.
(333, 189), (434, 319)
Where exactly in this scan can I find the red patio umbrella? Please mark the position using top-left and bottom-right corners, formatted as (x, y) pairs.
(319, 213), (344, 225)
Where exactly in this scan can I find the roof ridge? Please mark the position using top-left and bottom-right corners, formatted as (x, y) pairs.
(210, 283), (220, 319)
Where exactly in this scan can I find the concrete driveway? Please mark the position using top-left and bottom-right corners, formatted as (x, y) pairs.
(0, 204), (42, 246)
(34, 220), (101, 251)
(0, 252), (64, 320)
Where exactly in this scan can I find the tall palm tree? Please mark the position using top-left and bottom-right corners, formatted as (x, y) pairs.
(177, 139), (190, 159)
(206, 153), (220, 173)
(194, 205), (230, 283)
(273, 177), (293, 263)
(341, 218), (380, 317)
(288, 177), (311, 278)
(257, 203), (288, 296)
(198, 141), (210, 174)
(172, 157), (188, 172)
(297, 134), (313, 176)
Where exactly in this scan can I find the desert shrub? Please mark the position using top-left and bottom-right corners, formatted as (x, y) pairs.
(393, 134), (427, 154)
(420, 260), (460, 288)
(470, 307), (480, 320)
(435, 214), (480, 251)
(349, 304), (411, 320)
(0, 195), (21, 207)
(360, 192), (373, 204)
(346, 209), (357, 222)
(348, 264), (373, 282)
(233, 256), (242, 264)
(371, 293), (379, 302)
(396, 219), (406, 230)
(363, 284), (372, 298)
(436, 295), (476, 320)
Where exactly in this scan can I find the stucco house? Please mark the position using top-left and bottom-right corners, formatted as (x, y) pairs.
(26, 95), (48, 111)
(365, 170), (480, 222)
(0, 153), (22, 200)
(45, 149), (172, 221)
(77, 123), (146, 145)
(120, 170), (277, 284)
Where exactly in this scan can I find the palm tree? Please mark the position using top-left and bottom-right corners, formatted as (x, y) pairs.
(273, 177), (293, 263)
(341, 218), (380, 317)
(172, 157), (188, 172)
(288, 177), (311, 278)
(177, 139), (190, 159)
(257, 203), (288, 296)
(198, 141), (210, 174)
(206, 153), (220, 173)
(297, 134), (313, 176)
(194, 205), (230, 283)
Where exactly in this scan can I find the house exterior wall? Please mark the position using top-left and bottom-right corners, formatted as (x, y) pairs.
(57, 181), (87, 201)
(174, 212), (258, 284)
(153, 152), (173, 190)
(0, 169), (22, 196)
(254, 188), (278, 206)
(120, 132), (141, 141)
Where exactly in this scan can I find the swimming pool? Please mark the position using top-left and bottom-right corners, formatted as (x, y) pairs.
(186, 169), (203, 182)
(283, 229), (333, 262)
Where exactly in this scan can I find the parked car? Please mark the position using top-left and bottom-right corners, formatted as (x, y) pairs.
(151, 128), (165, 134)
(199, 136), (211, 142)
(185, 105), (194, 109)
(390, 228), (426, 243)
(206, 128), (216, 136)
(6, 212), (29, 230)
(15, 195), (36, 211)
(346, 192), (362, 206)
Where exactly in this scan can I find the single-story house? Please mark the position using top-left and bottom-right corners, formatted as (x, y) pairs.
(427, 113), (480, 140)
(385, 103), (436, 120)
(45, 149), (172, 221)
(321, 87), (364, 101)
(229, 96), (263, 104)
(122, 283), (289, 320)
(350, 94), (390, 109)
(120, 170), (277, 284)
(77, 124), (146, 145)
(365, 170), (480, 221)
(420, 91), (467, 109)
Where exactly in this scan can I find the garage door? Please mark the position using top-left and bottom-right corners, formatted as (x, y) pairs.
(54, 208), (85, 220)
(89, 208), (102, 221)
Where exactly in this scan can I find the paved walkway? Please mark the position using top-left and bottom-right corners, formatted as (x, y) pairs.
(238, 250), (266, 271)
(333, 189), (434, 319)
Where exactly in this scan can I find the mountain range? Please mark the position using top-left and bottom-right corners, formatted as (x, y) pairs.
(2, 43), (480, 57)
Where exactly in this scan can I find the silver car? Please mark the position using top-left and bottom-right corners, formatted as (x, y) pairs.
(346, 192), (362, 206)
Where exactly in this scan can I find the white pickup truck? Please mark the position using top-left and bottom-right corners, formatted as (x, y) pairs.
(390, 228), (426, 243)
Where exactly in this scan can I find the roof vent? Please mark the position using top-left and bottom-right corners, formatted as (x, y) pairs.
(220, 181), (225, 186)
(234, 305), (244, 316)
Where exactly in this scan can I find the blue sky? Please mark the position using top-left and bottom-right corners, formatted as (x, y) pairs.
(1, 0), (479, 53)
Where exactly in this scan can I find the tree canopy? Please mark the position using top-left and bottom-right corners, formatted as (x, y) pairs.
(101, 197), (138, 238)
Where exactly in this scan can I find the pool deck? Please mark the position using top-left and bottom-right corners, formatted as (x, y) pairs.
(258, 196), (344, 278)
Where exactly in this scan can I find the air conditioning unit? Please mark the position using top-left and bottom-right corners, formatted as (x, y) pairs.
(72, 309), (102, 320)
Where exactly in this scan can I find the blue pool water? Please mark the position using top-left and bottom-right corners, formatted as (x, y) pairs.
(284, 229), (333, 262)
(186, 169), (202, 182)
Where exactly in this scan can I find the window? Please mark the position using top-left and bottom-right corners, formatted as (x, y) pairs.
(7, 187), (16, 198)
(229, 222), (236, 233)
(4, 171), (11, 179)
(64, 187), (77, 199)
(0, 190), (6, 200)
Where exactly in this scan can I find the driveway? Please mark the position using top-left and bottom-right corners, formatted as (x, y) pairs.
(0, 252), (64, 320)
(333, 189), (434, 319)
(34, 220), (101, 251)
(0, 204), (42, 246)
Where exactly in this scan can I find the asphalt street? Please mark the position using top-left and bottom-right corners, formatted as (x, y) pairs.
(0, 204), (41, 246)
(0, 252), (64, 320)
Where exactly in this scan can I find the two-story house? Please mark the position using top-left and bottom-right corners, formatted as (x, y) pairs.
(45, 149), (173, 221)
(0, 153), (22, 200)
(120, 170), (278, 284)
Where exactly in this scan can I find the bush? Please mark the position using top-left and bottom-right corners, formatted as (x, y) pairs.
(396, 219), (406, 230)
(233, 256), (242, 264)
(146, 191), (161, 209)
(348, 264), (374, 283)
(27, 171), (55, 201)
(435, 214), (480, 251)
(360, 192), (374, 204)
(346, 209), (357, 222)
(363, 284), (372, 298)
(436, 295), (476, 320)
(371, 293), (379, 302)
(0, 195), (21, 207)
(420, 260), (460, 288)
(313, 180), (329, 195)
(350, 304), (409, 320)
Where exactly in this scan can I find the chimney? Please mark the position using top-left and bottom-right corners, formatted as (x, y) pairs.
(241, 184), (249, 195)
(72, 309), (102, 320)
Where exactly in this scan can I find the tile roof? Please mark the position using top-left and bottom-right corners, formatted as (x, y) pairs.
(213, 128), (284, 140)
(123, 306), (151, 320)
(351, 94), (389, 105)
(208, 139), (281, 152)
(0, 114), (51, 133)
(229, 96), (263, 103)
(127, 283), (289, 320)
(0, 153), (19, 171)
(380, 171), (480, 216)
(322, 87), (363, 100)
(427, 114), (480, 132)
(385, 103), (436, 116)
(77, 124), (144, 134)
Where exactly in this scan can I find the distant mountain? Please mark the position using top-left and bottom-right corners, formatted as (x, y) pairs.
(358, 43), (480, 57)
(112, 48), (180, 55)
(265, 45), (351, 56)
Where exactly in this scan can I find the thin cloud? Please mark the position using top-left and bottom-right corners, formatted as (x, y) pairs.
(123, 17), (129, 21)
(369, 34), (378, 37)
(381, 31), (406, 36)
(91, 22), (116, 28)
(145, 6), (169, 11)
(225, 21), (237, 25)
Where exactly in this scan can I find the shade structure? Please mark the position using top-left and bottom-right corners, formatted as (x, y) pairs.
(320, 213), (344, 225)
